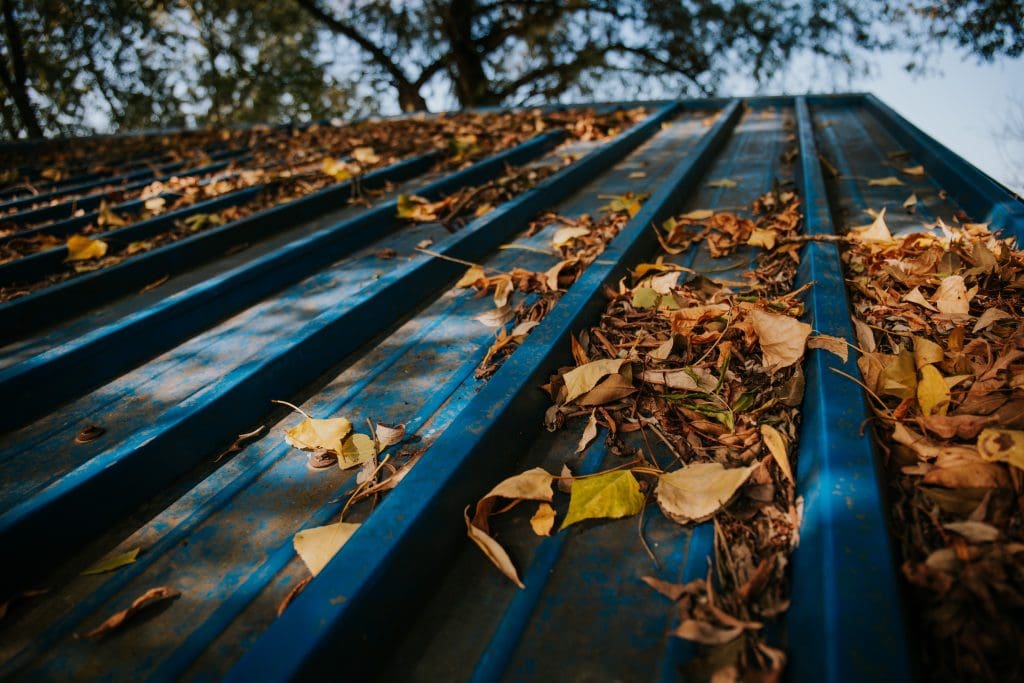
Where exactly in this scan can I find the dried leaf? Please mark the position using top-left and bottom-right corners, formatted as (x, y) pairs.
(904, 286), (939, 312)
(575, 411), (599, 453)
(530, 503), (556, 536)
(563, 358), (628, 403)
(66, 235), (108, 261)
(473, 305), (515, 327)
(913, 336), (944, 369)
(466, 509), (525, 588)
(680, 209), (714, 220)
(853, 318), (876, 352)
(81, 548), (141, 576)
(903, 193), (918, 209)
(82, 587), (180, 638)
(576, 373), (637, 406)
(902, 165), (925, 176)
(944, 520), (999, 543)
(976, 428), (1024, 470)
(456, 266), (485, 288)
(285, 416), (353, 454)
(973, 308), (1012, 333)
(747, 228), (778, 250)
(655, 462), (758, 524)
(551, 226), (591, 247)
(868, 176), (904, 186)
(674, 620), (744, 645)
(351, 146), (380, 164)
(750, 308), (811, 370)
(917, 364), (950, 417)
(760, 424), (793, 483)
(707, 178), (738, 188)
(293, 522), (360, 576)
(806, 334), (849, 362)
(933, 275), (970, 317)
(850, 208), (892, 241)
(560, 470), (644, 530)
(880, 350), (918, 399)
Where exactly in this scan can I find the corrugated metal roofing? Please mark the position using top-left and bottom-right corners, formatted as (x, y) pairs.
(0, 94), (1021, 682)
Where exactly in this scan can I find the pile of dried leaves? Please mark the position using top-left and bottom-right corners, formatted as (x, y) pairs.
(0, 108), (645, 303)
(841, 212), (1024, 681)
(468, 188), (825, 680)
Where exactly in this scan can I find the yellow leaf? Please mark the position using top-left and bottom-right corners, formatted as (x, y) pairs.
(530, 503), (556, 536)
(339, 433), (375, 468)
(850, 207), (892, 241)
(81, 547), (141, 576)
(933, 275), (970, 317)
(455, 266), (485, 288)
(551, 226), (590, 247)
(655, 462), (758, 524)
(396, 194), (427, 219)
(868, 176), (904, 186)
(706, 178), (737, 188)
(575, 411), (599, 454)
(760, 424), (793, 483)
(917, 364), (950, 417)
(351, 146), (380, 165)
(322, 157), (358, 181)
(293, 522), (360, 576)
(680, 209), (714, 220)
(98, 202), (127, 228)
(66, 235), (109, 261)
(806, 334), (848, 362)
(750, 308), (811, 370)
(560, 470), (644, 530)
(492, 275), (514, 307)
(880, 350), (917, 399)
(473, 203), (494, 217)
(284, 416), (353, 454)
(977, 428), (1024, 471)
(747, 228), (778, 250)
(563, 358), (628, 403)
(601, 193), (648, 217)
(913, 336), (944, 369)
(902, 165), (925, 176)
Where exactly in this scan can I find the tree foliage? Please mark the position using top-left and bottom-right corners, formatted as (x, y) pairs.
(1, 0), (1021, 139)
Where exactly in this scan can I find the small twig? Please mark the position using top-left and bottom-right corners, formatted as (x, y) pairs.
(414, 247), (508, 275)
(271, 399), (311, 420)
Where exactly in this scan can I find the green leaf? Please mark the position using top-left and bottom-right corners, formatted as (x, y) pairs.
(81, 547), (141, 576)
(560, 470), (645, 530)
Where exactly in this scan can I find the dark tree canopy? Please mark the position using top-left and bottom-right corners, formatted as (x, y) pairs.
(1, 0), (1021, 139)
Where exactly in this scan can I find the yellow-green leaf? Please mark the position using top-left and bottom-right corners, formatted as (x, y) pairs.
(917, 364), (950, 417)
(655, 462), (758, 524)
(706, 178), (737, 188)
(977, 429), (1024, 471)
(339, 433), (375, 468)
(293, 522), (360, 576)
(81, 547), (141, 576)
(560, 470), (644, 530)
(455, 266), (485, 288)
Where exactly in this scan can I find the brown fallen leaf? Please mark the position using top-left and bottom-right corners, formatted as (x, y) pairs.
(868, 176), (904, 186)
(750, 308), (811, 370)
(760, 424), (793, 483)
(807, 334), (849, 362)
(655, 462), (758, 524)
(575, 410), (599, 453)
(530, 503), (556, 536)
(81, 587), (180, 638)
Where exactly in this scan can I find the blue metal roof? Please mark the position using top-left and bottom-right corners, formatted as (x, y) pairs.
(0, 94), (1020, 682)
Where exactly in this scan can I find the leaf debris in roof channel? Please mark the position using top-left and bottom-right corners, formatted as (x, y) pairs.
(840, 209), (1024, 682)
(468, 187), (815, 680)
(0, 108), (646, 303)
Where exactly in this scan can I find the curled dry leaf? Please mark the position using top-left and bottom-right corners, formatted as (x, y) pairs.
(655, 462), (758, 524)
(339, 433), (375, 468)
(850, 208), (891, 241)
(560, 470), (645, 530)
(551, 226), (591, 247)
(467, 468), (555, 587)
(374, 423), (406, 448)
(750, 308), (812, 370)
(806, 334), (849, 362)
(933, 275), (970, 317)
(472, 305), (515, 328)
(973, 308), (1012, 333)
(293, 522), (361, 576)
(82, 587), (180, 638)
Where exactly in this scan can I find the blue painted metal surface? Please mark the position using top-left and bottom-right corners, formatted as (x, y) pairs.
(0, 95), (1018, 682)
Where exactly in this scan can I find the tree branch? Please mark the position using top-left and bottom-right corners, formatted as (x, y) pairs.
(0, 0), (42, 137)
